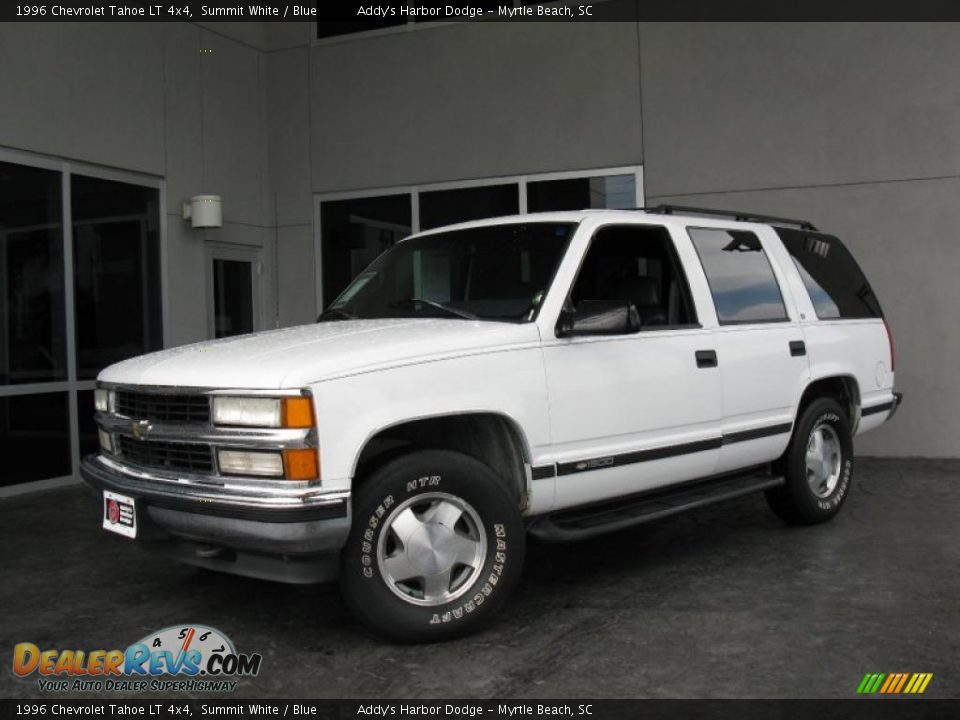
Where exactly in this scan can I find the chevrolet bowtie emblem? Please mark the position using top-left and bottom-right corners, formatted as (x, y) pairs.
(131, 419), (152, 440)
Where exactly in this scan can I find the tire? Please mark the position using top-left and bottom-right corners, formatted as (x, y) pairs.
(765, 397), (854, 525)
(340, 449), (525, 642)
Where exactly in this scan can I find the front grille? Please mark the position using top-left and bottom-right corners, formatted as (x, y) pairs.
(114, 391), (210, 424)
(116, 436), (215, 474)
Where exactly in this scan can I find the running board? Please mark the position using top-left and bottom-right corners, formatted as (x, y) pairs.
(527, 469), (785, 542)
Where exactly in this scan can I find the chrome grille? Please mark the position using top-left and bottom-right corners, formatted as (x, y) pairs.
(114, 391), (210, 424)
(116, 436), (215, 474)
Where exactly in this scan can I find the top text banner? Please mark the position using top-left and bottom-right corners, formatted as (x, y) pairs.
(5, 0), (960, 23)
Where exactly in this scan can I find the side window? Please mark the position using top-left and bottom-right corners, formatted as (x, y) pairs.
(775, 228), (883, 319)
(688, 228), (788, 324)
(570, 225), (697, 328)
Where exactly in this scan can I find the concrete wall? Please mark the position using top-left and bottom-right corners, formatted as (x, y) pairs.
(640, 23), (960, 457)
(308, 22), (644, 192)
(0, 21), (277, 349)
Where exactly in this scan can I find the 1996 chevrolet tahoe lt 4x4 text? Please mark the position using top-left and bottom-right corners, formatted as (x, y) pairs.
(81, 206), (902, 641)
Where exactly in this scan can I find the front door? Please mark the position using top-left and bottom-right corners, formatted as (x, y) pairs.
(541, 223), (723, 511)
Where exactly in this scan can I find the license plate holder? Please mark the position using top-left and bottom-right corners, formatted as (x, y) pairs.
(102, 490), (137, 539)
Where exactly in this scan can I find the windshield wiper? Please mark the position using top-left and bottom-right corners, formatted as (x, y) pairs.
(317, 307), (356, 322)
(389, 298), (478, 320)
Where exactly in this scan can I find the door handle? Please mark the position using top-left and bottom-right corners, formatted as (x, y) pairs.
(695, 350), (718, 368)
(789, 340), (806, 357)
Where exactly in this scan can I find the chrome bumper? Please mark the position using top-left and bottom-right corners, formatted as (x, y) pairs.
(80, 455), (351, 583)
(81, 454), (348, 522)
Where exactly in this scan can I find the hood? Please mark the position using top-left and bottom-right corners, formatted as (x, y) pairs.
(98, 319), (542, 389)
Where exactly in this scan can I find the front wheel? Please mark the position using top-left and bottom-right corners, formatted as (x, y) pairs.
(765, 397), (854, 525)
(340, 449), (525, 642)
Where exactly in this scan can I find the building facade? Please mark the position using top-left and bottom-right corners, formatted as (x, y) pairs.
(1, 19), (956, 491)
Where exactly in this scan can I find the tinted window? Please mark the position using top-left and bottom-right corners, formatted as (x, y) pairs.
(213, 259), (254, 338)
(528, 174), (635, 212)
(320, 194), (412, 307)
(689, 228), (788, 324)
(0, 161), (66, 385)
(72, 175), (162, 379)
(775, 228), (883, 319)
(419, 184), (519, 231)
(571, 225), (697, 328)
(0, 392), (71, 487)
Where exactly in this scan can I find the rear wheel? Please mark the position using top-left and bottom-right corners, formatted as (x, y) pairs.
(340, 449), (525, 642)
(766, 397), (854, 525)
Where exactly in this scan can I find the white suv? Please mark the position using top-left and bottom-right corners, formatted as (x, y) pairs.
(81, 206), (901, 641)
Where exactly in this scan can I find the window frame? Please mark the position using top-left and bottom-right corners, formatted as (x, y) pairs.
(0, 145), (165, 496)
(560, 221), (703, 334)
(686, 225), (791, 327)
(313, 165), (644, 317)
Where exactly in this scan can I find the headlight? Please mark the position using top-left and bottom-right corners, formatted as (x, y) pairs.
(212, 397), (281, 427)
(94, 388), (114, 413)
(217, 449), (284, 478)
(212, 396), (314, 428)
(98, 429), (113, 454)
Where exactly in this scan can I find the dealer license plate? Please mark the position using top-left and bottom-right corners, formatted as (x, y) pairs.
(102, 490), (137, 539)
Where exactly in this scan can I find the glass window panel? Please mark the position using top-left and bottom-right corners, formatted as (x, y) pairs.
(571, 225), (697, 328)
(776, 228), (882, 320)
(0, 392), (71, 486)
(320, 194), (412, 307)
(325, 222), (575, 323)
(213, 259), (255, 338)
(77, 389), (99, 458)
(72, 175), (162, 379)
(419, 184), (520, 231)
(0, 161), (66, 385)
(688, 228), (788, 324)
(527, 174), (636, 213)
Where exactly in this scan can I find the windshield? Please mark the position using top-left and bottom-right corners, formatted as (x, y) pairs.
(320, 222), (577, 323)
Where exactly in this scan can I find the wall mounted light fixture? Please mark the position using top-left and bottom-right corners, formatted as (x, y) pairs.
(183, 195), (223, 228)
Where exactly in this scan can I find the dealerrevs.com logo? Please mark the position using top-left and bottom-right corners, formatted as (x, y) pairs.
(12, 625), (262, 693)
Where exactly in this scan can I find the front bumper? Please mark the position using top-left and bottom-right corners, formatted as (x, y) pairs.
(80, 454), (351, 583)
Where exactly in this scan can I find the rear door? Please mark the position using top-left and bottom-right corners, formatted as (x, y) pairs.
(686, 225), (810, 474)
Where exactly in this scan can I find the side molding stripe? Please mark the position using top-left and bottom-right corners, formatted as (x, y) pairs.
(531, 464), (556, 480)
(555, 423), (792, 477)
(862, 401), (895, 417)
(721, 423), (793, 445)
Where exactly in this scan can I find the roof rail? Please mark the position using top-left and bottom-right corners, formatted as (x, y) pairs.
(642, 204), (818, 231)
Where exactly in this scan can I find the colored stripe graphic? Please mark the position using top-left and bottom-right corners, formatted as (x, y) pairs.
(857, 672), (932, 694)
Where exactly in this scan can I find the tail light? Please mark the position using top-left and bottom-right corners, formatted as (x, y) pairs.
(883, 318), (896, 372)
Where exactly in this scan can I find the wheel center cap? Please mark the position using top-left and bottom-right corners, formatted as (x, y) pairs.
(407, 523), (457, 576)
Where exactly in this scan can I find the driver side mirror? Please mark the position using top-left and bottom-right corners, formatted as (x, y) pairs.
(556, 300), (641, 338)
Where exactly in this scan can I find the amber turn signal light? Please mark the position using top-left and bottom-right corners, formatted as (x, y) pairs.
(283, 448), (319, 480)
(282, 397), (314, 429)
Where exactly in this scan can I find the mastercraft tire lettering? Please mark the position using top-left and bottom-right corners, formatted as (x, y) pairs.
(341, 450), (525, 642)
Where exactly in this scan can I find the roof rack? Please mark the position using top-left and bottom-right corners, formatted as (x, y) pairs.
(642, 204), (817, 231)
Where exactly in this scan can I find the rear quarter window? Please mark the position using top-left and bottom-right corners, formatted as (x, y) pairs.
(775, 228), (883, 319)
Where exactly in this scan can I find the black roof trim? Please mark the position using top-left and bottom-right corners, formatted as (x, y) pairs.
(641, 204), (818, 231)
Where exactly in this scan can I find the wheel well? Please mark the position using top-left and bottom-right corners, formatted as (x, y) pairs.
(353, 413), (530, 509)
(797, 376), (860, 424)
